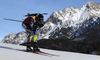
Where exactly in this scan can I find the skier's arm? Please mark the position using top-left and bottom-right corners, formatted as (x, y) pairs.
(29, 17), (34, 30)
(38, 23), (44, 28)
(37, 22), (44, 28)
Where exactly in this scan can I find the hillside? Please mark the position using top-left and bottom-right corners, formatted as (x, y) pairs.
(0, 43), (100, 60)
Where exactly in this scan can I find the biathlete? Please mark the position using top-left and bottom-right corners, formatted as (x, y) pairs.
(22, 13), (44, 52)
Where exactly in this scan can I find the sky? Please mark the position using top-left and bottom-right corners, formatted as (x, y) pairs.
(0, 0), (100, 41)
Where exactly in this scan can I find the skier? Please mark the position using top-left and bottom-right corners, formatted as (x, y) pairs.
(22, 13), (44, 52)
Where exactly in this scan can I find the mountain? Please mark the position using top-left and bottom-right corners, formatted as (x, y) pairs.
(1, 1), (100, 55)
(36, 2), (100, 54)
(1, 31), (27, 44)
(2, 1), (100, 45)
(0, 43), (100, 60)
(38, 1), (100, 39)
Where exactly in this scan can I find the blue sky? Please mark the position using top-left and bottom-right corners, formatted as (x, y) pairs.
(0, 0), (100, 41)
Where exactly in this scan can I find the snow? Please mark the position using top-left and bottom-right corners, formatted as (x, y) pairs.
(50, 3), (99, 38)
(36, 2), (100, 39)
(0, 43), (100, 60)
(38, 22), (62, 39)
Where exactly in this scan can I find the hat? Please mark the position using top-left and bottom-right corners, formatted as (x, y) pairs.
(37, 14), (44, 21)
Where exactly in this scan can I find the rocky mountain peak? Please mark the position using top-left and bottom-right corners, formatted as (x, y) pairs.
(5, 33), (15, 39)
(38, 1), (100, 39)
(1, 31), (27, 44)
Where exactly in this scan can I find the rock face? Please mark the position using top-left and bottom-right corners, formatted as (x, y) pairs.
(38, 1), (100, 39)
(1, 31), (27, 44)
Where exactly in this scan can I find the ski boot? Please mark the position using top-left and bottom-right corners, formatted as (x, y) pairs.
(33, 42), (41, 52)
(26, 43), (32, 52)
(33, 48), (40, 52)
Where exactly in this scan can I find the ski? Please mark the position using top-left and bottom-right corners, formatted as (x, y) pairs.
(40, 52), (60, 57)
(33, 51), (60, 57)
(22, 50), (60, 57)
(33, 52), (53, 57)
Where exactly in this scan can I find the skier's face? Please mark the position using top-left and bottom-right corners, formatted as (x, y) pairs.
(40, 20), (43, 23)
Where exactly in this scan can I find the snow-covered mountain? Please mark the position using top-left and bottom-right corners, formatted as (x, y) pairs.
(1, 31), (27, 44)
(38, 1), (100, 39)
(1, 1), (100, 44)
(0, 43), (100, 60)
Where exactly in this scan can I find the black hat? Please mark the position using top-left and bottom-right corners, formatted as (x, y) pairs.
(37, 14), (44, 21)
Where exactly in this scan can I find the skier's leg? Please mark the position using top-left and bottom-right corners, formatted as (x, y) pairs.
(22, 23), (33, 51)
(32, 34), (40, 52)
(25, 29), (34, 51)
(26, 34), (32, 51)
(26, 43), (32, 52)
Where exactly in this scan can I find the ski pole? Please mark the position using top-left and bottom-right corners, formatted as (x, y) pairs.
(2, 18), (23, 22)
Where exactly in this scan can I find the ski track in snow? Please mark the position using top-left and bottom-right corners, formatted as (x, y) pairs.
(0, 43), (100, 60)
